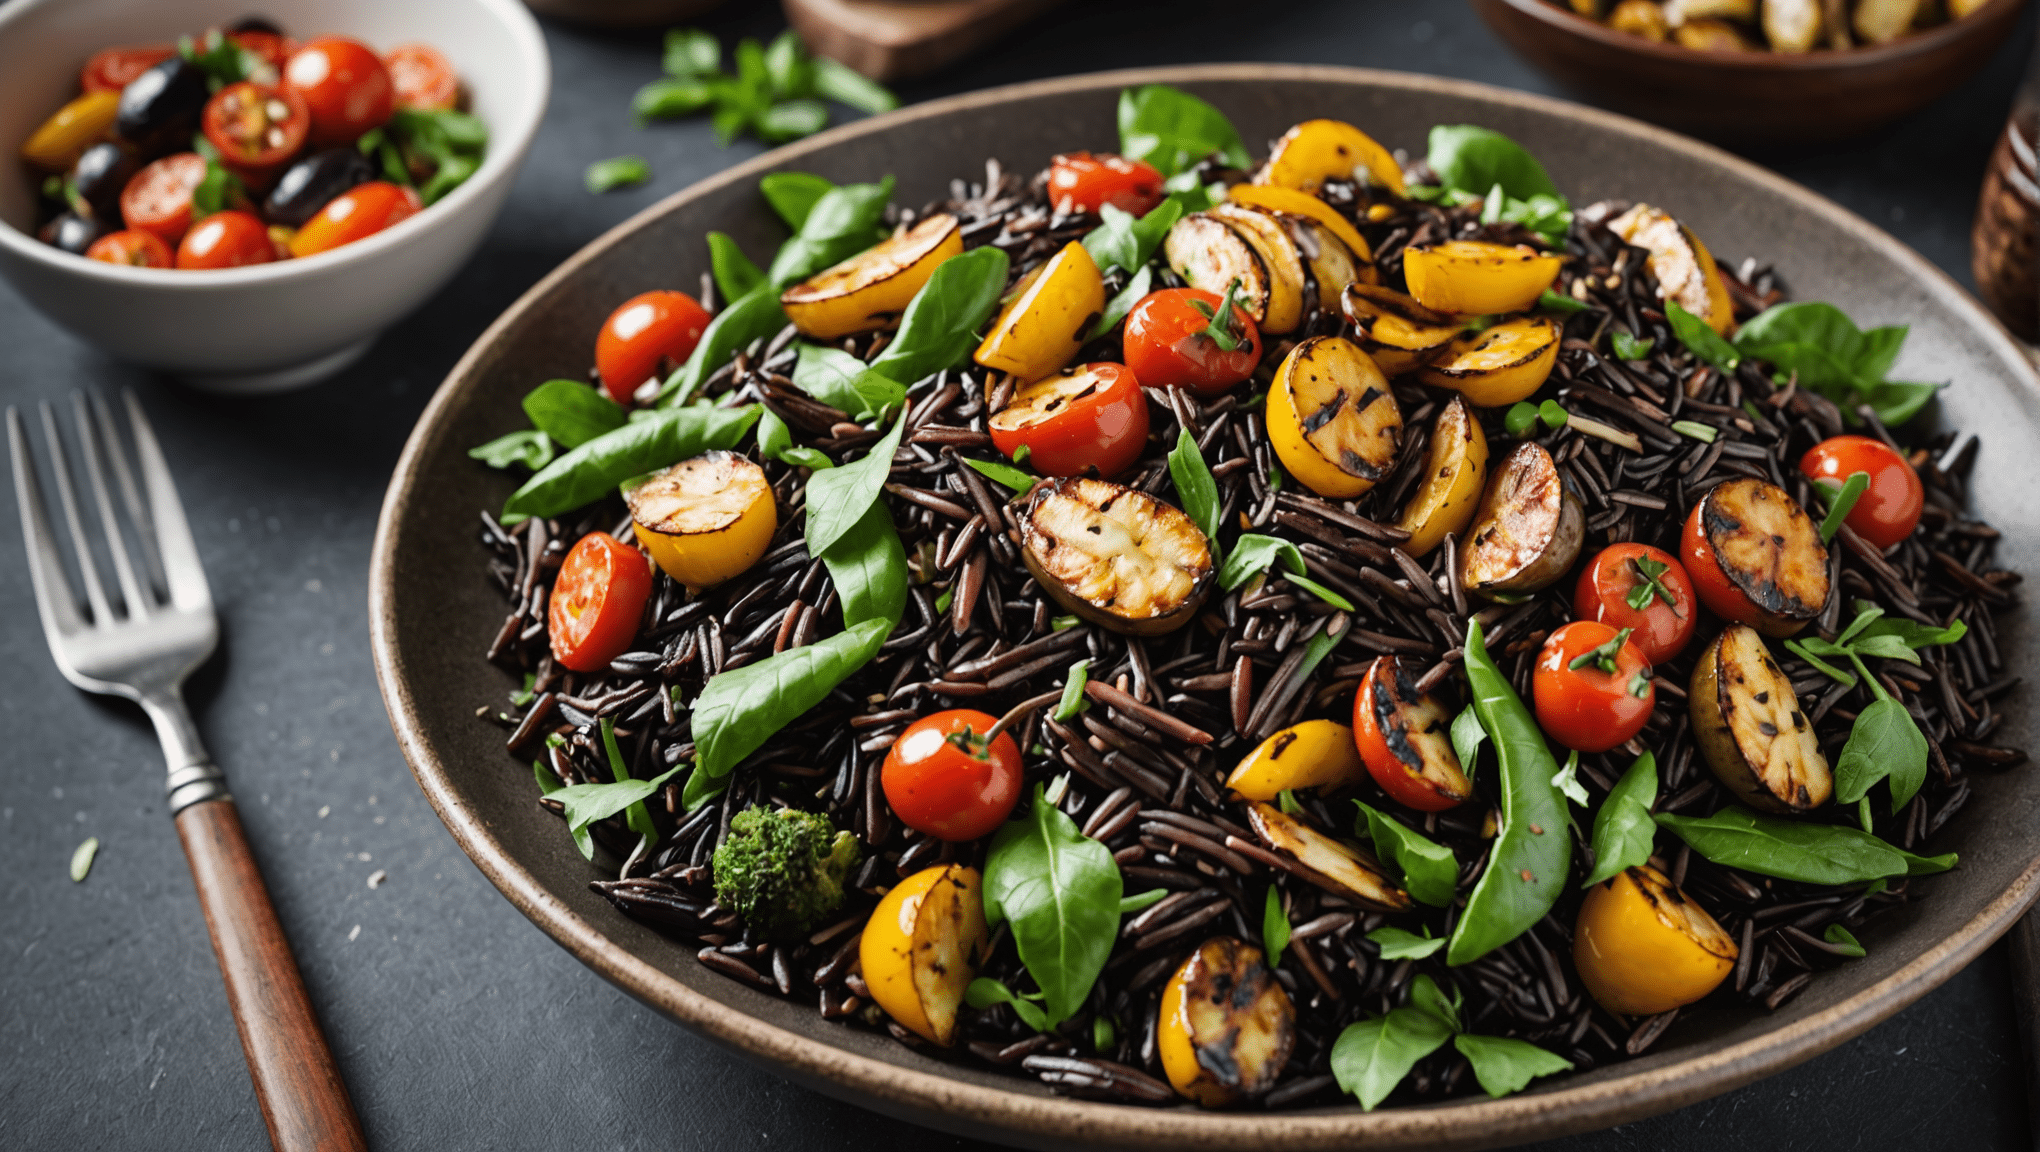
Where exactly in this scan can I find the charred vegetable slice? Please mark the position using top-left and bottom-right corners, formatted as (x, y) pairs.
(1340, 284), (1464, 377)
(1204, 205), (1307, 335)
(1396, 396), (1488, 558)
(1164, 212), (1273, 331)
(1280, 212), (1364, 311)
(1609, 204), (1737, 337)
(1020, 477), (1214, 636)
(974, 240), (1105, 383)
(626, 451), (777, 592)
(1459, 441), (1585, 598)
(1245, 801), (1412, 911)
(1256, 118), (1406, 197)
(1418, 316), (1560, 408)
(860, 863), (988, 1047)
(1682, 478), (1830, 637)
(1267, 336), (1403, 500)
(1402, 240), (1563, 316)
(1353, 657), (1474, 812)
(1227, 183), (1376, 271)
(1690, 624), (1833, 813)
(781, 213), (962, 340)
(1226, 719), (1369, 802)
(1575, 864), (1737, 1016)
(1160, 937), (1296, 1106)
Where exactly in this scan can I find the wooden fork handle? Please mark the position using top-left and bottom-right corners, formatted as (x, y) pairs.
(176, 798), (369, 1152)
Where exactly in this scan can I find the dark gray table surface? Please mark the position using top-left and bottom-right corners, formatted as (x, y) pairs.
(3, 2), (2035, 1148)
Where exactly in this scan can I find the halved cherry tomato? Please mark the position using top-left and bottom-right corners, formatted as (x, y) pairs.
(176, 210), (274, 269)
(385, 43), (460, 110)
(288, 181), (420, 258)
(230, 30), (294, 71)
(987, 362), (1149, 479)
(595, 291), (713, 404)
(81, 45), (175, 94)
(1798, 434), (1922, 549)
(1046, 151), (1166, 217)
(1533, 621), (1655, 754)
(283, 37), (394, 145)
(1353, 657), (1473, 811)
(203, 83), (310, 177)
(84, 230), (174, 267)
(119, 152), (207, 246)
(1122, 287), (1263, 395)
(1572, 543), (1697, 665)
(881, 709), (1023, 842)
(547, 532), (653, 673)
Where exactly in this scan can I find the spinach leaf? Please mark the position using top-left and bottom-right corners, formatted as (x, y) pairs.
(813, 57), (900, 115)
(1453, 1034), (1573, 1098)
(1168, 427), (1222, 553)
(1330, 1006), (1456, 1111)
(1835, 696), (1929, 810)
(522, 379), (627, 449)
(1450, 705), (1487, 778)
(470, 429), (555, 472)
(658, 282), (789, 406)
(760, 171), (835, 230)
(823, 501), (908, 630)
(1824, 923), (1867, 958)
(1426, 125), (1562, 203)
(1119, 889), (1168, 914)
(1090, 264), (1153, 340)
(502, 404), (760, 521)
(1081, 198), (1186, 275)
(867, 245), (1011, 385)
(1116, 84), (1251, 176)
(965, 977), (1050, 1031)
(803, 406), (908, 557)
(1367, 926), (1445, 960)
(1262, 887), (1291, 968)
(1583, 751), (1658, 888)
(686, 616), (893, 797)
(1654, 806), (1953, 884)
(756, 408), (835, 470)
(1668, 301), (1742, 373)
(1409, 974), (1461, 1030)
(983, 784), (1123, 1027)
(767, 177), (894, 288)
(963, 456), (1037, 495)
(1054, 659), (1091, 722)
(585, 155), (650, 194)
(1355, 802), (1458, 907)
(1218, 533), (1355, 610)
(1447, 617), (1571, 966)
(707, 231), (765, 301)
(793, 342), (902, 421)
(1731, 301), (1940, 426)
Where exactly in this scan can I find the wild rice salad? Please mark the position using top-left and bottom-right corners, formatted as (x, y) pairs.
(468, 86), (2024, 1111)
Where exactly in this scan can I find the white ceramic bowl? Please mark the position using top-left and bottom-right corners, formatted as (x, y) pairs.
(0, 0), (549, 393)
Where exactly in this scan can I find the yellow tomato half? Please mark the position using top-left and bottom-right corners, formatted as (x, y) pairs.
(1159, 937), (1294, 1105)
(973, 240), (1105, 382)
(21, 89), (120, 172)
(1266, 335), (1402, 499)
(1255, 118), (1406, 197)
(1418, 316), (1561, 408)
(626, 451), (776, 592)
(1226, 719), (1368, 802)
(860, 864), (987, 1046)
(1575, 865), (1738, 1016)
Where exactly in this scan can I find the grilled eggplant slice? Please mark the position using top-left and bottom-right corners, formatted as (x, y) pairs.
(1608, 203), (1737, 336)
(1226, 719), (1369, 802)
(1245, 802), (1412, 911)
(1256, 118), (1406, 197)
(1459, 441), (1585, 598)
(1354, 657), (1474, 811)
(1159, 938), (1295, 1106)
(1209, 204), (1308, 335)
(1689, 624), (1832, 813)
(1396, 396), (1489, 557)
(1341, 283), (1464, 376)
(1020, 478), (1214, 636)
(1418, 315), (1561, 408)
(1164, 212), (1273, 330)
(1683, 477), (1830, 637)
(1267, 335), (1403, 500)
(781, 213), (962, 339)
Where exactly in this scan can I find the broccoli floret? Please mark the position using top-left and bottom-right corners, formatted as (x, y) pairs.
(712, 806), (861, 937)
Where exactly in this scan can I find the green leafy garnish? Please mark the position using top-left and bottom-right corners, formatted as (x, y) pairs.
(1116, 84), (1252, 176)
(1167, 427), (1222, 556)
(982, 784), (1123, 1028)
(1218, 534), (1354, 610)
(1583, 752), (1657, 888)
(469, 429), (555, 472)
(633, 28), (897, 147)
(1610, 331), (1655, 360)
(585, 154), (651, 194)
(1816, 470), (1869, 544)
(1262, 887), (1291, 969)
(1655, 806), (1955, 884)
(1053, 659), (1091, 722)
(1367, 926), (1445, 960)
(521, 379), (627, 449)
(965, 977), (1050, 1031)
(1356, 802), (1458, 907)
(1731, 301), (1939, 427)
(1667, 301), (1741, 373)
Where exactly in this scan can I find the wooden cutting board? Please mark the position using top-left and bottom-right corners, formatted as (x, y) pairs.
(782, 0), (1069, 81)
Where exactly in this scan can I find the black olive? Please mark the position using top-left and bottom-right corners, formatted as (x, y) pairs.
(69, 143), (140, 224)
(265, 148), (376, 227)
(39, 213), (111, 256)
(116, 57), (211, 158)
(229, 15), (284, 34)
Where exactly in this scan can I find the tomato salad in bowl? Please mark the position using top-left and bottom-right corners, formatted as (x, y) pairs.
(20, 16), (483, 270)
(464, 85), (2021, 1113)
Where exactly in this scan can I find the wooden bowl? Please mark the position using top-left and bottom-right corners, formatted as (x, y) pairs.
(1469, 0), (2030, 146)
(370, 64), (2040, 1149)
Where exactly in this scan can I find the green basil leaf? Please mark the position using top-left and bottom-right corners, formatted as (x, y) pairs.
(867, 245), (1011, 386)
(757, 99), (829, 144)
(1118, 889), (1168, 914)
(1262, 887), (1291, 968)
(1091, 264), (1154, 341)
(688, 616), (893, 793)
(759, 171), (836, 230)
(963, 456), (1037, 495)
(1217, 533), (1299, 591)
(757, 408), (835, 470)
(803, 406), (907, 558)
(1654, 806), (1928, 884)
(1536, 288), (1589, 315)
(1783, 639), (1858, 688)
(1855, 616), (1967, 650)
(761, 30), (811, 99)
(1551, 750), (1589, 807)
(1168, 427), (1221, 553)
(600, 717), (660, 857)
(469, 429), (555, 472)
(965, 977), (1051, 1031)
(634, 77), (718, 121)
(1835, 697), (1929, 810)
(554, 763), (684, 859)
(1331, 1007), (1455, 1111)
(1668, 301), (1742, 373)
(1116, 84), (1251, 177)
(1409, 974), (1461, 1031)
(585, 155), (651, 194)
(1450, 705), (1487, 779)
(1897, 846), (1958, 874)
(823, 501), (908, 630)
(521, 379), (627, 449)
(1426, 125), (1562, 203)
(1610, 331), (1655, 361)
(812, 56), (899, 115)
(789, 342), (900, 422)
(1731, 302), (1941, 426)
(1495, 191), (1572, 247)
(1824, 923), (1867, 958)
(502, 404), (760, 521)
(659, 282), (789, 406)
(1583, 751), (1658, 888)
(1054, 659), (1091, 722)
(983, 783), (1123, 1026)
(1452, 1034), (1573, 1098)
(1817, 471), (1869, 544)
(707, 231), (765, 301)
(1355, 802), (1458, 907)
(1367, 926), (1445, 960)
(1848, 633), (1921, 664)
(663, 28), (721, 77)
(1447, 617), (1570, 966)
(1082, 197), (1186, 275)
(767, 177), (894, 289)
(1860, 379), (1940, 427)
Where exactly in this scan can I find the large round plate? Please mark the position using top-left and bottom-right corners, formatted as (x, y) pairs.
(370, 65), (2040, 1150)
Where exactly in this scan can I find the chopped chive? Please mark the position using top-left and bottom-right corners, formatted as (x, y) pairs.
(1818, 471), (1870, 544)
(1671, 420), (1719, 443)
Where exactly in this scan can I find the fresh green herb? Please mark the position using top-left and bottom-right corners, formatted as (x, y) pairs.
(553, 759), (686, 859)
(791, 342), (901, 422)
(1454, 1034), (1574, 1098)
(1116, 85), (1251, 177)
(1092, 1015), (1117, 1051)
(1168, 427), (1222, 553)
(1051, 614), (1082, 631)
(963, 456), (1036, 496)
(818, 501), (909, 631)
(1787, 601), (1963, 810)
(1054, 659), (1091, 722)
(1538, 399), (1568, 429)
(521, 379), (628, 449)
(633, 77), (717, 122)
(1667, 301), (1742, 373)
(1011, 444), (1032, 466)
(599, 717), (661, 858)
(1504, 402), (1540, 437)
(1536, 288), (1590, 315)
(866, 245), (1011, 386)
(1824, 923), (1867, 957)
(759, 171), (835, 230)
(813, 55), (898, 114)
(931, 585), (955, 615)
(1090, 264), (1154, 340)
(1424, 126), (1570, 245)
(70, 836), (99, 882)
(1583, 752), (1657, 887)
(636, 29), (897, 148)
(1354, 802), (1458, 907)
(178, 28), (261, 89)
(1217, 534), (1355, 610)
(1118, 889), (1168, 914)
(388, 107), (489, 204)
(767, 177), (894, 288)
(658, 282), (788, 406)
(1448, 617), (1571, 966)
(1081, 198), (1186, 275)
(663, 28), (721, 77)
(1330, 999), (1456, 1111)
(1610, 331), (1655, 360)
(188, 153), (244, 222)
(1816, 470), (1869, 544)
(1367, 926), (1445, 960)
(1550, 750), (1589, 806)
(965, 977), (1050, 1030)
(1450, 705), (1487, 778)
(502, 404), (760, 521)
(1625, 557), (1681, 613)
(1188, 279), (1250, 352)
(707, 231), (766, 301)
(756, 99), (829, 143)
(1567, 627), (1634, 675)
(469, 429), (555, 472)
(1731, 301), (1938, 427)
(1671, 419), (1719, 443)
(1262, 887), (1291, 969)
(1276, 789), (1305, 816)
(803, 406), (908, 557)
(982, 783), (1123, 1027)
(1655, 806), (1955, 884)
(757, 408), (836, 471)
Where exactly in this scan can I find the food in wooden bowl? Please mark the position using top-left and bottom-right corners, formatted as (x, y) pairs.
(1558, 0), (1997, 54)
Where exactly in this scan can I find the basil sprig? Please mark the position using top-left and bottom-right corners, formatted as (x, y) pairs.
(757, 408), (833, 470)
(501, 404), (761, 521)
(1167, 427), (1222, 555)
(1419, 125), (1570, 246)
(1116, 84), (1251, 177)
(1656, 806), (1955, 884)
(1582, 752), (1658, 888)
(1610, 331), (1655, 361)
(767, 177), (894, 289)
(634, 28), (898, 148)
(1454, 1034), (1575, 1099)
(1786, 601), (1966, 813)
(1081, 198), (1186, 276)
(1815, 471), (1869, 544)
(1218, 534), (1354, 611)
(1355, 803), (1457, 907)
(1332, 974), (1570, 1109)
(963, 456), (1036, 496)
(1626, 556), (1682, 612)
(470, 429), (554, 472)
(521, 379), (626, 449)
(982, 783), (1124, 1028)
(965, 977), (1049, 1030)
(1732, 301), (1939, 427)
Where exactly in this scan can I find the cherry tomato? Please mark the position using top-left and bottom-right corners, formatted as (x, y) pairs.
(880, 709), (1024, 842)
(288, 181), (420, 258)
(1122, 288), (1263, 395)
(547, 532), (653, 673)
(987, 362), (1149, 479)
(1533, 621), (1655, 754)
(1798, 434), (1923, 549)
(385, 43), (460, 110)
(595, 291), (714, 404)
(119, 152), (207, 247)
(84, 230), (174, 268)
(202, 82), (310, 177)
(1352, 657), (1473, 811)
(81, 45), (175, 94)
(176, 210), (274, 269)
(230, 30), (295, 71)
(1046, 151), (1166, 217)
(283, 37), (394, 145)
(1572, 543), (1698, 665)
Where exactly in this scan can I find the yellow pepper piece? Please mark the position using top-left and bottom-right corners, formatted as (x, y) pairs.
(1403, 240), (1562, 315)
(781, 214), (963, 340)
(625, 451), (776, 592)
(973, 240), (1104, 382)
(1267, 335), (1402, 500)
(1225, 184), (1375, 266)
(859, 864), (986, 1046)
(1225, 719), (1368, 802)
(1256, 119), (1406, 198)
(20, 89), (120, 173)
(1575, 865), (1738, 1016)
(1396, 396), (1489, 557)
(1418, 315), (1561, 408)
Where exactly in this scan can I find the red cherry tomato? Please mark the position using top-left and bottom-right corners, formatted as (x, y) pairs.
(987, 362), (1149, 479)
(1798, 434), (1923, 549)
(283, 37), (394, 145)
(1123, 288), (1262, 395)
(1533, 621), (1655, 754)
(230, 30), (295, 71)
(547, 532), (653, 673)
(84, 230), (174, 267)
(1046, 151), (1166, 217)
(119, 153), (208, 247)
(81, 45), (175, 94)
(880, 709), (1024, 842)
(1572, 543), (1698, 665)
(595, 291), (714, 404)
(176, 210), (274, 269)
(288, 181), (420, 258)
(385, 43), (460, 110)
(1352, 657), (1473, 812)
(202, 82), (310, 177)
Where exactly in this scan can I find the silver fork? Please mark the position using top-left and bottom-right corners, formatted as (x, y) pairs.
(8, 393), (367, 1152)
